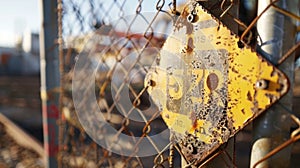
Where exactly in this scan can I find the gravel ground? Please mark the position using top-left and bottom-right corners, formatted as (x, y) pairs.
(0, 122), (44, 168)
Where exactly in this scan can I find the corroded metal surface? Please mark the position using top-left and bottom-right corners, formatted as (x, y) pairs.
(145, 1), (289, 165)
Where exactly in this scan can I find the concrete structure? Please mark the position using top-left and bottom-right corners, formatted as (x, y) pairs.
(0, 32), (40, 75)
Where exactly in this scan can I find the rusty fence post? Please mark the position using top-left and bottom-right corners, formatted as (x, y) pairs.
(39, 0), (60, 167)
(250, 0), (297, 167)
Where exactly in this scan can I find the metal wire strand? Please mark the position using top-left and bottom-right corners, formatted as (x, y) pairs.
(57, 0), (300, 167)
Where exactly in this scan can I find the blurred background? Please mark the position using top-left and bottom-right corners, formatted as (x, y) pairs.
(0, 0), (41, 116)
(0, 1), (43, 167)
(0, 0), (300, 168)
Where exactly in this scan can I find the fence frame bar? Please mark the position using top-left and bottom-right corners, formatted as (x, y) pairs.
(39, 0), (60, 167)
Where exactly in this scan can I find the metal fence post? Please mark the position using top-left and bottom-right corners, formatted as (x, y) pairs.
(39, 0), (60, 167)
(250, 0), (297, 167)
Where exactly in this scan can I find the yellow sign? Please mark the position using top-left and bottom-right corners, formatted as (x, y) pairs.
(145, 2), (289, 164)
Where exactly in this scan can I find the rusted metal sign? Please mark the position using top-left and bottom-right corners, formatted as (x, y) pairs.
(145, 2), (289, 165)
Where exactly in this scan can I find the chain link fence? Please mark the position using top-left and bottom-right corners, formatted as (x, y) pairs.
(56, 0), (300, 167)
(59, 0), (179, 167)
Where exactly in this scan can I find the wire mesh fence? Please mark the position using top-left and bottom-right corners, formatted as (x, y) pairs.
(56, 0), (300, 167)
(59, 0), (179, 167)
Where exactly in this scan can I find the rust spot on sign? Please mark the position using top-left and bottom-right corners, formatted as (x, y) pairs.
(186, 37), (195, 54)
(206, 73), (219, 91)
(145, 1), (289, 166)
(247, 91), (253, 101)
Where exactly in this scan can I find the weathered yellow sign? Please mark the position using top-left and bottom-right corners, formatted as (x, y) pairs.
(145, 2), (289, 164)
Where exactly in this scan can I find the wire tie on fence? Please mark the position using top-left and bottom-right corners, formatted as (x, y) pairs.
(290, 115), (300, 138)
(152, 142), (174, 167)
(220, 0), (234, 18)
(172, 0), (176, 13)
(154, 152), (165, 167)
(143, 123), (151, 134)
(168, 2), (179, 16)
(136, 3), (142, 13)
(122, 118), (130, 127)
(133, 98), (141, 107)
(156, 0), (165, 11)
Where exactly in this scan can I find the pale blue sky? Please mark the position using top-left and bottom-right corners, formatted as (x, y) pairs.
(0, 0), (40, 47)
(0, 0), (186, 47)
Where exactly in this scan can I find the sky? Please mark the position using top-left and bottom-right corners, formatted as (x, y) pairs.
(0, 0), (186, 47)
(0, 0), (40, 47)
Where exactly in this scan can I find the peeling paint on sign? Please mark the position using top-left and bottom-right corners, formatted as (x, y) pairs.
(145, 2), (289, 165)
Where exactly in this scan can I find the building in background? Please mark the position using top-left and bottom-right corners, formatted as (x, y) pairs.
(0, 31), (40, 75)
